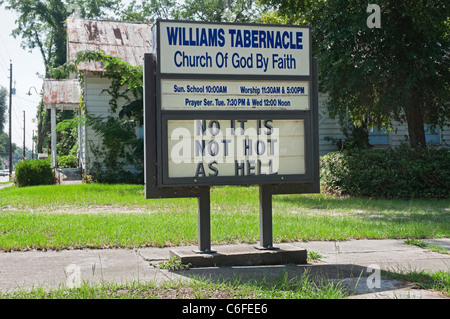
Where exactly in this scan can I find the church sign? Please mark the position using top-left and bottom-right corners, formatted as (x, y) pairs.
(149, 20), (316, 187)
(144, 20), (319, 251)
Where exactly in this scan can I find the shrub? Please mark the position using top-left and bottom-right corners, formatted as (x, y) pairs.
(15, 159), (54, 187)
(320, 146), (450, 199)
(57, 154), (78, 168)
(85, 170), (143, 184)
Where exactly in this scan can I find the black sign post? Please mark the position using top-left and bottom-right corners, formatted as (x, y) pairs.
(144, 20), (319, 253)
(258, 185), (274, 249)
(144, 53), (214, 252)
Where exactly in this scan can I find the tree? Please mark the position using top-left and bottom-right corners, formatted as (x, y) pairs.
(263, 0), (450, 148)
(179, 0), (264, 22)
(1, 0), (121, 76)
(0, 0), (122, 153)
(0, 86), (6, 134)
(0, 132), (17, 160)
(119, 0), (178, 22)
(118, 0), (265, 23)
(0, 86), (8, 166)
(0, 132), (7, 154)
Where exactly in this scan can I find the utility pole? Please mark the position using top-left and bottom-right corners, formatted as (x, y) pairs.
(23, 111), (26, 160)
(8, 61), (12, 178)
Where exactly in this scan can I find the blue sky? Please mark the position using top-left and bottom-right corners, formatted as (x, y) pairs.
(0, 6), (44, 150)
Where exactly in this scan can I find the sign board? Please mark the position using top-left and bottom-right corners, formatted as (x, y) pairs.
(148, 20), (318, 188)
(161, 79), (309, 111)
(167, 119), (306, 178)
(156, 21), (310, 76)
(144, 20), (320, 251)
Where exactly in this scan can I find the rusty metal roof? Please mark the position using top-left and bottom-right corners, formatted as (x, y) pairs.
(42, 79), (81, 109)
(67, 18), (153, 72)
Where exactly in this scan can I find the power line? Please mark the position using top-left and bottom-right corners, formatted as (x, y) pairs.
(15, 95), (36, 137)
(0, 49), (8, 65)
(12, 97), (34, 149)
(0, 57), (8, 79)
(13, 124), (21, 138)
(15, 94), (41, 104)
(0, 33), (12, 60)
(0, 42), (10, 79)
(12, 105), (23, 131)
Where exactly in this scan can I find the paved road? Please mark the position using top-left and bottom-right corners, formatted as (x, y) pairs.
(0, 174), (9, 183)
(0, 177), (12, 190)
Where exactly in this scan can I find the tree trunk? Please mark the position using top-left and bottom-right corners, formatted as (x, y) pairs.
(351, 122), (370, 149)
(36, 105), (44, 153)
(405, 97), (426, 148)
(37, 106), (51, 153)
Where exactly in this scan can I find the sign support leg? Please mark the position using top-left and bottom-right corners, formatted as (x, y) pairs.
(196, 187), (215, 253)
(257, 185), (277, 250)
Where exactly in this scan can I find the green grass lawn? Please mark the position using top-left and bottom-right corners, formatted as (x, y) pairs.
(0, 184), (449, 251)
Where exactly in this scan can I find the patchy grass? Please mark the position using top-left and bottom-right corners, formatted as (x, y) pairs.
(0, 270), (348, 299)
(0, 184), (449, 251)
(386, 270), (450, 297)
(404, 238), (449, 254)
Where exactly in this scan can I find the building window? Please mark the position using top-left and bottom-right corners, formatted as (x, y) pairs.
(424, 125), (439, 144)
(369, 127), (389, 145)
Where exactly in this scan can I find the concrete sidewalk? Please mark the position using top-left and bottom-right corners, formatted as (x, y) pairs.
(0, 239), (448, 299)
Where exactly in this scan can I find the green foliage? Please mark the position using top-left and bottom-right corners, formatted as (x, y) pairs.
(36, 101), (49, 154)
(178, 0), (264, 23)
(320, 146), (450, 199)
(264, 0), (450, 148)
(158, 256), (191, 270)
(1, 0), (122, 76)
(404, 238), (427, 248)
(118, 0), (266, 23)
(57, 147), (78, 168)
(0, 86), (7, 133)
(55, 110), (78, 157)
(0, 132), (14, 155)
(15, 159), (54, 187)
(318, 0), (449, 147)
(1, 0), (124, 154)
(325, 123), (372, 151)
(387, 271), (450, 296)
(74, 50), (143, 115)
(118, 0), (178, 22)
(259, 0), (313, 24)
(57, 154), (78, 168)
(87, 115), (144, 184)
(53, 50), (145, 183)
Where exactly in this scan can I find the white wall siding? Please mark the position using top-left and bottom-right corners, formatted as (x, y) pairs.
(387, 121), (410, 147)
(315, 94), (450, 152)
(318, 94), (344, 155)
(439, 127), (450, 148)
(82, 74), (138, 174)
(386, 122), (450, 148)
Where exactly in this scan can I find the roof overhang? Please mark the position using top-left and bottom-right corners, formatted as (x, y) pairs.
(67, 17), (153, 72)
(42, 79), (81, 110)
